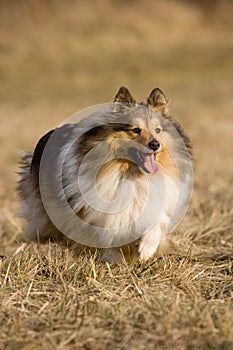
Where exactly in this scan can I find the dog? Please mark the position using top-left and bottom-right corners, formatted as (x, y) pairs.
(18, 87), (193, 262)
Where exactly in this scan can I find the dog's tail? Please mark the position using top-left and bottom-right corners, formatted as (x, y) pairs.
(16, 148), (63, 242)
(17, 151), (33, 202)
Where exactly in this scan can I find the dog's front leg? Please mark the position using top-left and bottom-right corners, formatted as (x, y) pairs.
(138, 225), (166, 261)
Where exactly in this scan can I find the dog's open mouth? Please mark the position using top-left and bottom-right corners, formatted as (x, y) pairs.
(128, 148), (159, 174)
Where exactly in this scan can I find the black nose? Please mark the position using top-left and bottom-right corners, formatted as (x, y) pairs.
(148, 139), (160, 151)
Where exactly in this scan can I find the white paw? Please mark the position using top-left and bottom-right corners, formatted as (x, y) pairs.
(138, 229), (162, 262)
(138, 240), (158, 262)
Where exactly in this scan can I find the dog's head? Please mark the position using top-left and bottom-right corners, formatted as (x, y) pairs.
(78, 86), (192, 178)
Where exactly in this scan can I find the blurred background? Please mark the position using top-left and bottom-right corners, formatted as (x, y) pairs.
(0, 0), (232, 244)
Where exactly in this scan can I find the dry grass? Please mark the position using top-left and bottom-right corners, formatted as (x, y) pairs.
(0, 1), (233, 349)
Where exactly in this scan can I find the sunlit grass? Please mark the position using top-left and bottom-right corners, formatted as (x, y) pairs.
(0, 1), (232, 349)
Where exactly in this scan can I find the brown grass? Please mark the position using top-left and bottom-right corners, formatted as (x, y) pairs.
(0, 1), (233, 349)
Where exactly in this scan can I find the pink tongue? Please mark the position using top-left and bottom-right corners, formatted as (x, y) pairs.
(143, 153), (159, 173)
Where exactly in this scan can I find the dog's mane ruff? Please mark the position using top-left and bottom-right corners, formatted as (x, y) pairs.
(60, 142), (170, 246)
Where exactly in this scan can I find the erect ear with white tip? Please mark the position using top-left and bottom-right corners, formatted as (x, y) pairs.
(147, 88), (169, 117)
(114, 86), (136, 104)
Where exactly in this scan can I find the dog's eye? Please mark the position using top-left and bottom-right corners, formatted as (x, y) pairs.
(132, 128), (142, 134)
(155, 127), (162, 134)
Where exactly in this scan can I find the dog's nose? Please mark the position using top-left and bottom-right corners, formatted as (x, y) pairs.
(148, 139), (160, 152)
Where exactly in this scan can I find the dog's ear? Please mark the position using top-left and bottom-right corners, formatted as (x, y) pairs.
(147, 88), (169, 117)
(114, 86), (136, 104)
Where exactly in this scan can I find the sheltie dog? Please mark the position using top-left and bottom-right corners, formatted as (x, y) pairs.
(18, 87), (193, 262)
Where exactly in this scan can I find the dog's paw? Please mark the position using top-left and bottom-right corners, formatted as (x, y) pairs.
(138, 230), (163, 262)
(138, 241), (157, 262)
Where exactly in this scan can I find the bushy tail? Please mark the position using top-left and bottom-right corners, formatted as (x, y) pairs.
(17, 151), (33, 201)
(17, 150), (62, 242)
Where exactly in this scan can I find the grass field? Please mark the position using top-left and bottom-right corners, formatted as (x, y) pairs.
(0, 1), (233, 349)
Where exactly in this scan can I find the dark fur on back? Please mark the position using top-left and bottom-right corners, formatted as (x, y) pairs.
(31, 130), (55, 192)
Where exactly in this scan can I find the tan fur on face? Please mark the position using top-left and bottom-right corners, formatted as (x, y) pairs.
(80, 119), (180, 181)
(103, 128), (159, 169)
(107, 129), (156, 149)
(156, 146), (178, 179)
(133, 129), (155, 147)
